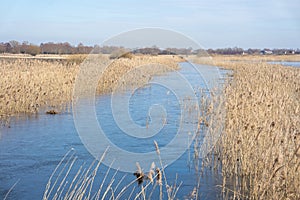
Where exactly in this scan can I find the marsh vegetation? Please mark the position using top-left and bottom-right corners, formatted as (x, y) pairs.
(0, 54), (183, 121)
(1, 53), (299, 199)
(193, 55), (300, 199)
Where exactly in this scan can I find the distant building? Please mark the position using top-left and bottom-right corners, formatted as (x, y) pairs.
(285, 50), (295, 55)
(260, 50), (273, 55)
(272, 49), (296, 55)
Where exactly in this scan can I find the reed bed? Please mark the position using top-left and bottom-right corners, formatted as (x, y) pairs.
(44, 144), (181, 200)
(0, 55), (183, 121)
(193, 55), (300, 199)
(0, 58), (77, 117)
(189, 54), (300, 66)
(97, 55), (183, 94)
(211, 54), (300, 62)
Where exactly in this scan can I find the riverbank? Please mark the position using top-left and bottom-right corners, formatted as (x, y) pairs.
(0, 55), (184, 120)
(193, 55), (300, 199)
(212, 54), (300, 62)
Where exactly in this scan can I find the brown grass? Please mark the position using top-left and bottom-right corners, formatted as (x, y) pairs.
(0, 55), (184, 120)
(97, 55), (183, 94)
(193, 55), (300, 199)
(211, 54), (300, 62)
(0, 58), (77, 117)
(44, 144), (181, 199)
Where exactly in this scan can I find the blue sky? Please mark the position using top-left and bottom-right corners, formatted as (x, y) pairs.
(0, 0), (299, 48)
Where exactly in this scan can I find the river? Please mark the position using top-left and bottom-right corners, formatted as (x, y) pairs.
(0, 62), (228, 199)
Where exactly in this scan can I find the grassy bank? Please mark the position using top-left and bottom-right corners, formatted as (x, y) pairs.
(0, 54), (183, 120)
(212, 54), (300, 62)
(193, 55), (300, 199)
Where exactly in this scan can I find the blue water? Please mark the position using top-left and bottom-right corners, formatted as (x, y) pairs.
(0, 62), (226, 199)
(268, 61), (300, 68)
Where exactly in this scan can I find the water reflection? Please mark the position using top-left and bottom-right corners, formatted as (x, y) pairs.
(268, 61), (300, 68)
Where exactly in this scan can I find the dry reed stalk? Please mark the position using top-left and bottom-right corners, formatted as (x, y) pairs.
(193, 55), (300, 199)
(0, 58), (78, 118)
(190, 54), (300, 63)
(44, 148), (181, 200)
(0, 55), (183, 121)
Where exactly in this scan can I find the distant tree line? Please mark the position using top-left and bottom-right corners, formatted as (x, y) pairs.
(0, 41), (299, 56)
(0, 41), (125, 56)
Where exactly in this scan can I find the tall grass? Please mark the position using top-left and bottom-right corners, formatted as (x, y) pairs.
(210, 54), (300, 62)
(0, 58), (77, 117)
(193, 55), (300, 199)
(0, 55), (183, 121)
(44, 144), (182, 200)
